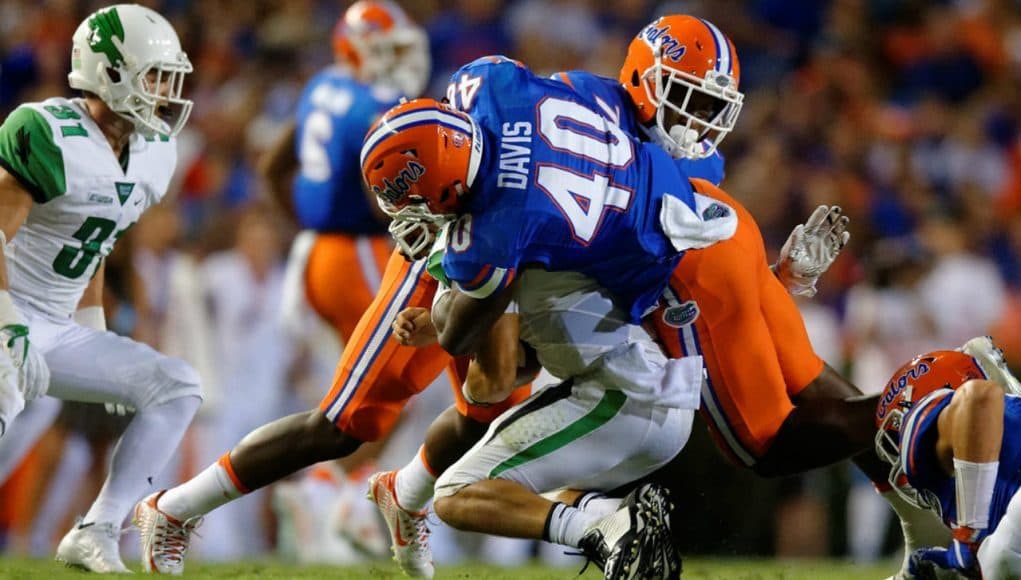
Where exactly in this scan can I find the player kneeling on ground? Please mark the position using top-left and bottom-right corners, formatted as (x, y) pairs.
(875, 337), (1021, 579)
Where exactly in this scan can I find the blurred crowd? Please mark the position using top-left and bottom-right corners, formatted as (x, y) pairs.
(3, 0), (1021, 567)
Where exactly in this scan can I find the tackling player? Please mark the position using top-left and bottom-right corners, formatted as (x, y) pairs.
(874, 338), (1021, 580)
(370, 15), (946, 580)
(0, 4), (202, 572)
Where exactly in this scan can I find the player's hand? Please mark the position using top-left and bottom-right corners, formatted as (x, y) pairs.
(104, 402), (136, 416)
(774, 205), (850, 297)
(0, 323), (47, 401)
(909, 539), (981, 579)
(392, 307), (438, 347)
(0, 350), (24, 437)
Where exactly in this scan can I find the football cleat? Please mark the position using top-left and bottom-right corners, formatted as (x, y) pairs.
(366, 470), (434, 578)
(960, 336), (1021, 396)
(579, 483), (680, 580)
(55, 519), (131, 573)
(133, 490), (202, 575)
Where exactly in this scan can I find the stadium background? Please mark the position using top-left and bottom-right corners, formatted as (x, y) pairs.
(2, 0), (1021, 572)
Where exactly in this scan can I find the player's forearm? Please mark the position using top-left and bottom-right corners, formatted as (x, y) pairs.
(435, 287), (514, 357)
(464, 313), (520, 403)
(258, 121), (298, 221)
(942, 379), (1003, 532)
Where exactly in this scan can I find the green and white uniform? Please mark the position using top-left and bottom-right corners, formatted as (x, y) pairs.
(434, 268), (701, 499)
(0, 97), (199, 409)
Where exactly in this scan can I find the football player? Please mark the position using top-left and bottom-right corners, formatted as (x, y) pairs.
(874, 338), (1021, 580)
(372, 15), (945, 580)
(261, 0), (429, 342)
(359, 78), (742, 575)
(0, 4), (202, 572)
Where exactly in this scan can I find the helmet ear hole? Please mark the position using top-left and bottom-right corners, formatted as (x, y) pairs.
(630, 70), (640, 87)
(106, 67), (121, 83)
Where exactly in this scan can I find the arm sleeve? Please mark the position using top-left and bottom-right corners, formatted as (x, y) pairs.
(0, 107), (66, 203)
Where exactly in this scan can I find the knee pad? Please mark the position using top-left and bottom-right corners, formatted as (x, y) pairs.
(135, 356), (203, 410)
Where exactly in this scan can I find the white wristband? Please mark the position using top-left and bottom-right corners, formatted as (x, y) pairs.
(0, 290), (22, 327)
(74, 306), (106, 331)
(954, 458), (998, 529)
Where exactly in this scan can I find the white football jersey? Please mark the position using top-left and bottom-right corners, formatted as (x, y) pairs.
(515, 268), (702, 409)
(0, 97), (176, 319)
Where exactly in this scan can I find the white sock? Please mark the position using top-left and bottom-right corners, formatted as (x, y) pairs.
(159, 453), (249, 520)
(394, 446), (437, 513)
(544, 502), (601, 548)
(83, 395), (201, 525)
(574, 491), (623, 518)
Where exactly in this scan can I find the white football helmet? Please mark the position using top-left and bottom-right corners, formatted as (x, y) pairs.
(68, 4), (193, 137)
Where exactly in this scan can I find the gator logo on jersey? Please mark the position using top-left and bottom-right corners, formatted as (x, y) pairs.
(662, 300), (699, 328)
(876, 359), (932, 421)
(702, 202), (730, 221)
(88, 193), (114, 205)
(642, 24), (686, 62)
(372, 160), (426, 205)
(86, 7), (126, 67)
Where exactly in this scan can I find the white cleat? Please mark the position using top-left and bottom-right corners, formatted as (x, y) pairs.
(367, 470), (434, 578)
(961, 336), (1021, 396)
(56, 519), (132, 573)
(133, 490), (202, 575)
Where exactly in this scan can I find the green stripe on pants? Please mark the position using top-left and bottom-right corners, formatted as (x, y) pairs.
(489, 389), (627, 478)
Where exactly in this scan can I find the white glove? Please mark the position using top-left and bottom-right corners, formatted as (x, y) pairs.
(0, 289), (48, 402)
(774, 205), (850, 297)
(19, 339), (49, 401)
(0, 350), (24, 437)
(104, 402), (135, 416)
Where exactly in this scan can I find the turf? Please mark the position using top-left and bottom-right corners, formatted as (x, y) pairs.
(0, 557), (898, 579)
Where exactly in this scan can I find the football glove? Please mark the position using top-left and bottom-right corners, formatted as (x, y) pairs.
(909, 529), (983, 580)
(0, 349), (24, 437)
(0, 323), (48, 401)
(104, 402), (136, 416)
(774, 205), (850, 297)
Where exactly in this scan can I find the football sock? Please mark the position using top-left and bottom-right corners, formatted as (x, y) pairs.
(544, 502), (600, 548)
(394, 446), (437, 512)
(573, 491), (623, 518)
(159, 452), (249, 520)
(84, 395), (200, 526)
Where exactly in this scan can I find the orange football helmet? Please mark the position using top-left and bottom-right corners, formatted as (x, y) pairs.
(620, 15), (743, 159)
(333, 1), (430, 97)
(874, 350), (986, 508)
(360, 98), (484, 259)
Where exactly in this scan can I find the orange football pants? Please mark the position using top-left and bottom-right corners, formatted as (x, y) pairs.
(305, 233), (393, 341)
(652, 180), (824, 466)
(318, 249), (530, 442)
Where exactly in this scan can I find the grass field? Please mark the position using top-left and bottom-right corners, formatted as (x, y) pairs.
(0, 557), (898, 579)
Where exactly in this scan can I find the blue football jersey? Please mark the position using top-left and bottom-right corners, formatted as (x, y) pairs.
(293, 67), (400, 234)
(441, 56), (714, 323)
(902, 390), (1021, 532)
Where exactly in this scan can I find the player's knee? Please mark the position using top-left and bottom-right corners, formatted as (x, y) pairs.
(432, 488), (470, 529)
(133, 356), (203, 410)
(304, 410), (363, 459)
